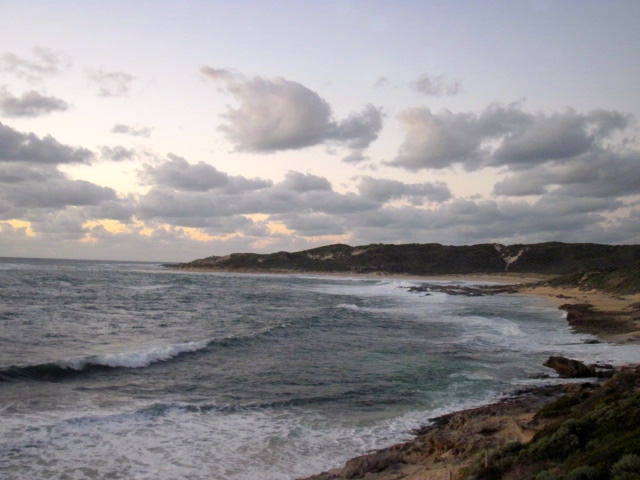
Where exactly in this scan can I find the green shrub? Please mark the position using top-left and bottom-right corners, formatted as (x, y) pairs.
(536, 394), (583, 419)
(563, 465), (602, 480)
(611, 454), (640, 480)
(534, 471), (556, 480)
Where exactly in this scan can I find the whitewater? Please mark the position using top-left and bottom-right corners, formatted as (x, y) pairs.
(1, 258), (638, 480)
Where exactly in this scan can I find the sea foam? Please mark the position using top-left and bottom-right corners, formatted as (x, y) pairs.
(60, 341), (209, 370)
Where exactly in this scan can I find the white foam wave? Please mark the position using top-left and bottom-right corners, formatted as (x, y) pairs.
(59, 341), (209, 370)
(337, 303), (362, 311)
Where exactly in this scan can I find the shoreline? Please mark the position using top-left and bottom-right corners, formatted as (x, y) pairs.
(172, 267), (640, 344)
(173, 267), (640, 478)
(291, 273), (640, 479)
(297, 365), (640, 480)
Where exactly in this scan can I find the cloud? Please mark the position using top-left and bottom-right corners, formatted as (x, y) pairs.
(388, 104), (631, 171)
(356, 176), (452, 204)
(111, 124), (152, 137)
(330, 104), (384, 149)
(2, 144), (639, 261)
(0, 88), (69, 117)
(374, 76), (391, 88)
(140, 154), (272, 193)
(200, 67), (383, 159)
(0, 164), (117, 217)
(492, 109), (629, 168)
(88, 69), (135, 97)
(0, 47), (72, 82)
(100, 145), (136, 162)
(0, 122), (93, 164)
(495, 149), (640, 199)
(388, 107), (491, 170)
(272, 212), (347, 236)
(344, 197), (615, 247)
(411, 74), (462, 96)
(278, 171), (332, 192)
(136, 168), (377, 229)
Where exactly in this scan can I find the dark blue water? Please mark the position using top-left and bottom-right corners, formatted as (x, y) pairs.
(1, 258), (635, 479)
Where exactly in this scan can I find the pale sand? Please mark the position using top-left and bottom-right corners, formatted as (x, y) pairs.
(518, 284), (640, 344)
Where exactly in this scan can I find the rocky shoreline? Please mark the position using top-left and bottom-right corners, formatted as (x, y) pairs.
(297, 279), (640, 480)
(298, 364), (640, 480)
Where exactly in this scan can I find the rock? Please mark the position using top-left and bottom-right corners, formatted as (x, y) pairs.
(339, 447), (406, 478)
(543, 356), (595, 378)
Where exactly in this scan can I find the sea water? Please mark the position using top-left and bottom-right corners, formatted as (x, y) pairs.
(0, 258), (638, 480)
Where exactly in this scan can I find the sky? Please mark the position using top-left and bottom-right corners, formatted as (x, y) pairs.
(1, 1), (640, 262)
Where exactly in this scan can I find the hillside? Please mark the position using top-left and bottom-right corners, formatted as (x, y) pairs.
(170, 242), (640, 277)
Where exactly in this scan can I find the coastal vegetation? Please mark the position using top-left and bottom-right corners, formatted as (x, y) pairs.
(170, 242), (640, 277)
(299, 368), (640, 480)
(470, 369), (640, 480)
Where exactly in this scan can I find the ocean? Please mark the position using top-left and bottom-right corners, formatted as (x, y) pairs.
(1, 258), (638, 480)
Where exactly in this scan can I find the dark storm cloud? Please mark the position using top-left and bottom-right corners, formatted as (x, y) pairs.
(0, 47), (72, 82)
(388, 104), (630, 172)
(200, 67), (383, 159)
(87, 69), (135, 97)
(111, 124), (152, 138)
(0, 122), (93, 164)
(410, 73), (461, 96)
(0, 88), (69, 117)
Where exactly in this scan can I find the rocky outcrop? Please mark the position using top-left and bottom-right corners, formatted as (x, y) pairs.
(299, 367), (640, 480)
(559, 303), (639, 335)
(543, 356), (596, 378)
(298, 383), (584, 480)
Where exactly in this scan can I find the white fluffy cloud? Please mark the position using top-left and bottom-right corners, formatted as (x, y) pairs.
(201, 67), (383, 160)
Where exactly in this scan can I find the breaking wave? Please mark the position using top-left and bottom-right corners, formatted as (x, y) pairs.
(0, 322), (299, 383)
(0, 340), (210, 381)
